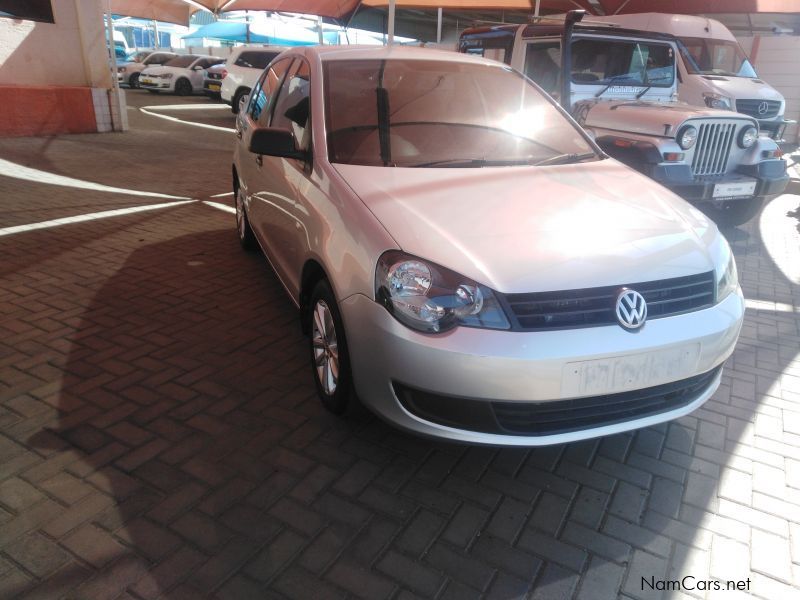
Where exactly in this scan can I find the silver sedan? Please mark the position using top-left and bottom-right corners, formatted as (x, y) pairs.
(232, 46), (744, 446)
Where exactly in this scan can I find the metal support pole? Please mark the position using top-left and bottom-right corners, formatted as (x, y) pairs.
(534, 0), (541, 17)
(318, 16), (324, 45)
(246, 10), (251, 44)
(153, 20), (159, 48)
(436, 8), (442, 43)
(387, 0), (395, 45)
(105, 1), (126, 131)
(560, 9), (585, 112)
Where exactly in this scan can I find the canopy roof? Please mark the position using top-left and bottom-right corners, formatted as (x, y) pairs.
(182, 19), (339, 44)
(111, 0), (800, 25)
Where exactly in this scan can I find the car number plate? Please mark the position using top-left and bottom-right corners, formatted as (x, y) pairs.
(562, 344), (701, 397)
(208, 83), (221, 91)
(141, 78), (152, 85)
(712, 180), (756, 199)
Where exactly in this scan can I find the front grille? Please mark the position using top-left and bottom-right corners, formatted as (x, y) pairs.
(394, 365), (722, 437)
(690, 122), (736, 176)
(502, 271), (715, 331)
(736, 99), (781, 119)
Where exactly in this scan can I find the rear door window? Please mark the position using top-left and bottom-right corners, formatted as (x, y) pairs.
(523, 42), (561, 96)
(248, 58), (293, 124)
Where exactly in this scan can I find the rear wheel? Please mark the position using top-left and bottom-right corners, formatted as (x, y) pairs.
(702, 198), (764, 228)
(175, 78), (192, 96)
(235, 186), (257, 250)
(232, 88), (250, 114)
(309, 280), (353, 415)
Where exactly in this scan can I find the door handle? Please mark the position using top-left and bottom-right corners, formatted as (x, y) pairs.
(235, 129), (242, 139)
(255, 155), (263, 167)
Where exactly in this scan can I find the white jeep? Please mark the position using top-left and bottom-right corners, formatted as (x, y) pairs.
(459, 12), (789, 226)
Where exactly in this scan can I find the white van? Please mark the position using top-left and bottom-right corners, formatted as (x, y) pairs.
(590, 13), (791, 140)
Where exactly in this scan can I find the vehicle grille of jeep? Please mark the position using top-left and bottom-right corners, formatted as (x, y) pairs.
(690, 122), (737, 176)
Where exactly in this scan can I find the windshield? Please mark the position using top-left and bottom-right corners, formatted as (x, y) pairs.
(324, 59), (597, 168)
(571, 38), (675, 87)
(677, 37), (757, 77)
(164, 55), (197, 68)
(130, 51), (149, 63)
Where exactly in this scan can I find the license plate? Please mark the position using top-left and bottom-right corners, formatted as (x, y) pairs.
(208, 83), (221, 91)
(141, 79), (153, 85)
(713, 180), (756, 198)
(562, 344), (701, 397)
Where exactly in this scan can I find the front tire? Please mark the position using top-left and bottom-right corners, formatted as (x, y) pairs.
(235, 186), (257, 250)
(129, 73), (140, 89)
(702, 198), (764, 228)
(175, 78), (192, 96)
(309, 280), (353, 415)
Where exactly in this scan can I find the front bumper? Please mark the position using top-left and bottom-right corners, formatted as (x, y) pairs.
(139, 79), (172, 90)
(341, 289), (744, 446)
(652, 160), (789, 204)
(204, 79), (222, 95)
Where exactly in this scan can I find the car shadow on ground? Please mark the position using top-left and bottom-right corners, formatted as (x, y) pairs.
(8, 206), (797, 598)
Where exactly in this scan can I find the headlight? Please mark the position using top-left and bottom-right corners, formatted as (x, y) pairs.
(677, 125), (698, 150)
(703, 93), (733, 110)
(375, 251), (510, 333)
(118, 67), (126, 73)
(163, 73), (174, 79)
(738, 126), (758, 148)
(716, 252), (739, 302)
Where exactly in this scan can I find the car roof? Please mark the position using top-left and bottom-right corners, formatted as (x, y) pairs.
(286, 44), (513, 68)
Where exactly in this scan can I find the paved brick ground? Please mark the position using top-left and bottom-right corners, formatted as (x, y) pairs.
(0, 90), (799, 599)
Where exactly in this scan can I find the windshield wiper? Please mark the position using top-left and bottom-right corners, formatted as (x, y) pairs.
(636, 76), (672, 99)
(594, 74), (638, 98)
(409, 158), (538, 168)
(533, 152), (598, 167)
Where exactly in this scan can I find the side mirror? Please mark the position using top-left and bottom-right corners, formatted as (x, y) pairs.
(249, 127), (307, 160)
(192, 65), (204, 71)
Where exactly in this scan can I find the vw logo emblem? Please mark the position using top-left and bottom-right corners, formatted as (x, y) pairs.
(615, 289), (647, 331)
(758, 101), (769, 115)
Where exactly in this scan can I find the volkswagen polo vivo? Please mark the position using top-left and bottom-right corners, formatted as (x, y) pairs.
(232, 46), (744, 446)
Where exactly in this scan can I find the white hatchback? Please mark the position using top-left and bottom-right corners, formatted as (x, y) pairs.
(233, 46), (744, 446)
(220, 46), (286, 112)
(139, 55), (224, 96)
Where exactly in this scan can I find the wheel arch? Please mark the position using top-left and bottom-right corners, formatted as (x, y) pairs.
(300, 259), (332, 335)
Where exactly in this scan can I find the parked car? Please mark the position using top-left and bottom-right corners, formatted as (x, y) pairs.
(117, 50), (177, 88)
(139, 54), (224, 96)
(232, 46), (744, 446)
(459, 15), (789, 226)
(590, 13), (794, 141)
(204, 62), (227, 99)
(220, 46), (286, 113)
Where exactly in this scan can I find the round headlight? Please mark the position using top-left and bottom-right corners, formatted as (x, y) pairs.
(677, 125), (697, 150)
(738, 126), (758, 148)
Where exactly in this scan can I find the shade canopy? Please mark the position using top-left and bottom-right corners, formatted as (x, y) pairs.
(111, 0), (800, 25)
(182, 19), (339, 44)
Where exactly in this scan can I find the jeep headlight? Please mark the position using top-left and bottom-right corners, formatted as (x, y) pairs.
(716, 252), (738, 302)
(118, 67), (126, 73)
(703, 93), (733, 110)
(677, 125), (698, 150)
(375, 251), (510, 333)
(163, 73), (174, 79)
(738, 126), (758, 148)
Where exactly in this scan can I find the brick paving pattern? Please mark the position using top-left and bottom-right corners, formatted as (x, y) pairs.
(0, 90), (799, 599)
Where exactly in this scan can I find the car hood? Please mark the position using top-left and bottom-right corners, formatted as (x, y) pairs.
(698, 75), (784, 103)
(579, 99), (753, 138)
(334, 160), (720, 294)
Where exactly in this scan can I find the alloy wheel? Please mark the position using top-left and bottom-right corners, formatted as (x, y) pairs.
(312, 300), (339, 395)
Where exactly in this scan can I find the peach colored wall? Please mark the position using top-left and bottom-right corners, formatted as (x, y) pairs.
(0, 86), (97, 137)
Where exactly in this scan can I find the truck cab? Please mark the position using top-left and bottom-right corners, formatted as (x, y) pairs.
(459, 18), (789, 226)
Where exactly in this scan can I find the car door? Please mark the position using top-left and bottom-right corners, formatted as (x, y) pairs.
(189, 58), (209, 90)
(258, 58), (313, 296)
(238, 58), (296, 283)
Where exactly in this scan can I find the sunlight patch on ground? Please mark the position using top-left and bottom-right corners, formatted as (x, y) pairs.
(0, 200), (196, 237)
(202, 200), (236, 214)
(0, 157), (191, 200)
(139, 106), (235, 133)
(759, 193), (800, 285)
